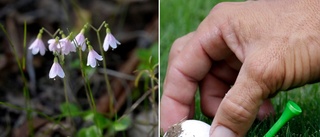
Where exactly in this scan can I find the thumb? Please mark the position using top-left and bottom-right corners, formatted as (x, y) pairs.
(210, 69), (270, 137)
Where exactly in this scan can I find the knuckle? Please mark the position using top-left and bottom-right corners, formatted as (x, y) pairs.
(171, 37), (184, 50)
(245, 59), (268, 78)
(168, 38), (184, 60)
(211, 2), (231, 13)
(210, 2), (242, 16)
(169, 33), (193, 58)
(222, 95), (253, 124)
(245, 53), (284, 89)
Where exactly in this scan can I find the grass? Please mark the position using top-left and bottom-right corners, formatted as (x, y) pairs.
(160, 0), (320, 136)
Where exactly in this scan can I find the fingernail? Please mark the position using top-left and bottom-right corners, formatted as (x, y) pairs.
(210, 126), (236, 137)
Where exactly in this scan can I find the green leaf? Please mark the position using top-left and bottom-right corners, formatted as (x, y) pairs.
(59, 102), (81, 117)
(113, 116), (131, 131)
(77, 125), (101, 137)
(70, 58), (80, 69)
(93, 112), (112, 129)
(84, 66), (96, 77)
(136, 43), (158, 70)
(83, 111), (95, 121)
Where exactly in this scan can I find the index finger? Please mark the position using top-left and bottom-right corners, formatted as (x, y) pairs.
(160, 12), (233, 131)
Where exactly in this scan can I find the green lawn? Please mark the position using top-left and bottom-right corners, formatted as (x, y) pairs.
(160, 0), (320, 136)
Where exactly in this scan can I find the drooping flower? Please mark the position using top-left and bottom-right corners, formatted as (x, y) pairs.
(48, 37), (62, 53)
(103, 28), (120, 51)
(73, 29), (86, 51)
(59, 36), (76, 55)
(87, 46), (103, 68)
(29, 32), (46, 56)
(49, 57), (65, 79)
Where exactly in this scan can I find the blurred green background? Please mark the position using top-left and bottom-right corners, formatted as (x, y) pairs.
(160, 0), (320, 136)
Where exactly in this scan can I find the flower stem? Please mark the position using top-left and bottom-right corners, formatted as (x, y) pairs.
(0, 23), (34, 136)
(96, 30), (115, 116)
(87, 21), (115, 115)
(62, 66), (73, 126)
(78, 47), (103, 136)
(42, 28), (61, 38)
(78, 48), (96, 111)
(22, 21), (27, 70)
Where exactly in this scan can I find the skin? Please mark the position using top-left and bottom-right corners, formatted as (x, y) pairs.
(160, 0), (320, 136)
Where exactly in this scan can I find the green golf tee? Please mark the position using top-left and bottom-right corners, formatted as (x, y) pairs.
(264, 101), (302, 137)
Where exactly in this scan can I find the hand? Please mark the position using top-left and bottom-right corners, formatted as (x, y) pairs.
(160, 0), (320, 136)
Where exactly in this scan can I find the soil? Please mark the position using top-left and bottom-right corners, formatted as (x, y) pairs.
(164, 121), (184, 137)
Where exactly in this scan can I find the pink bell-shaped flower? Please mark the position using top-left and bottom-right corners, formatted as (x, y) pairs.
(103, 28), (120, 51)
(87, 46), (103, 68)
(48, 38), (61, 53)
(29, 33), (46, 56)
(49, 57), (65, 79)
(73, 29), (86, 51)
(59, 36), (76, 55)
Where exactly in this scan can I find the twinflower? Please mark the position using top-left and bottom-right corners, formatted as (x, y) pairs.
(73, 29), (86, 51)
(103, 28), (120, 51)
(49, 57), (65, 79)
(48, 37), (61, 53)
(87, 46), (103, 68)
(29, 31), (46, 56)
(59, 35), (76, 55)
